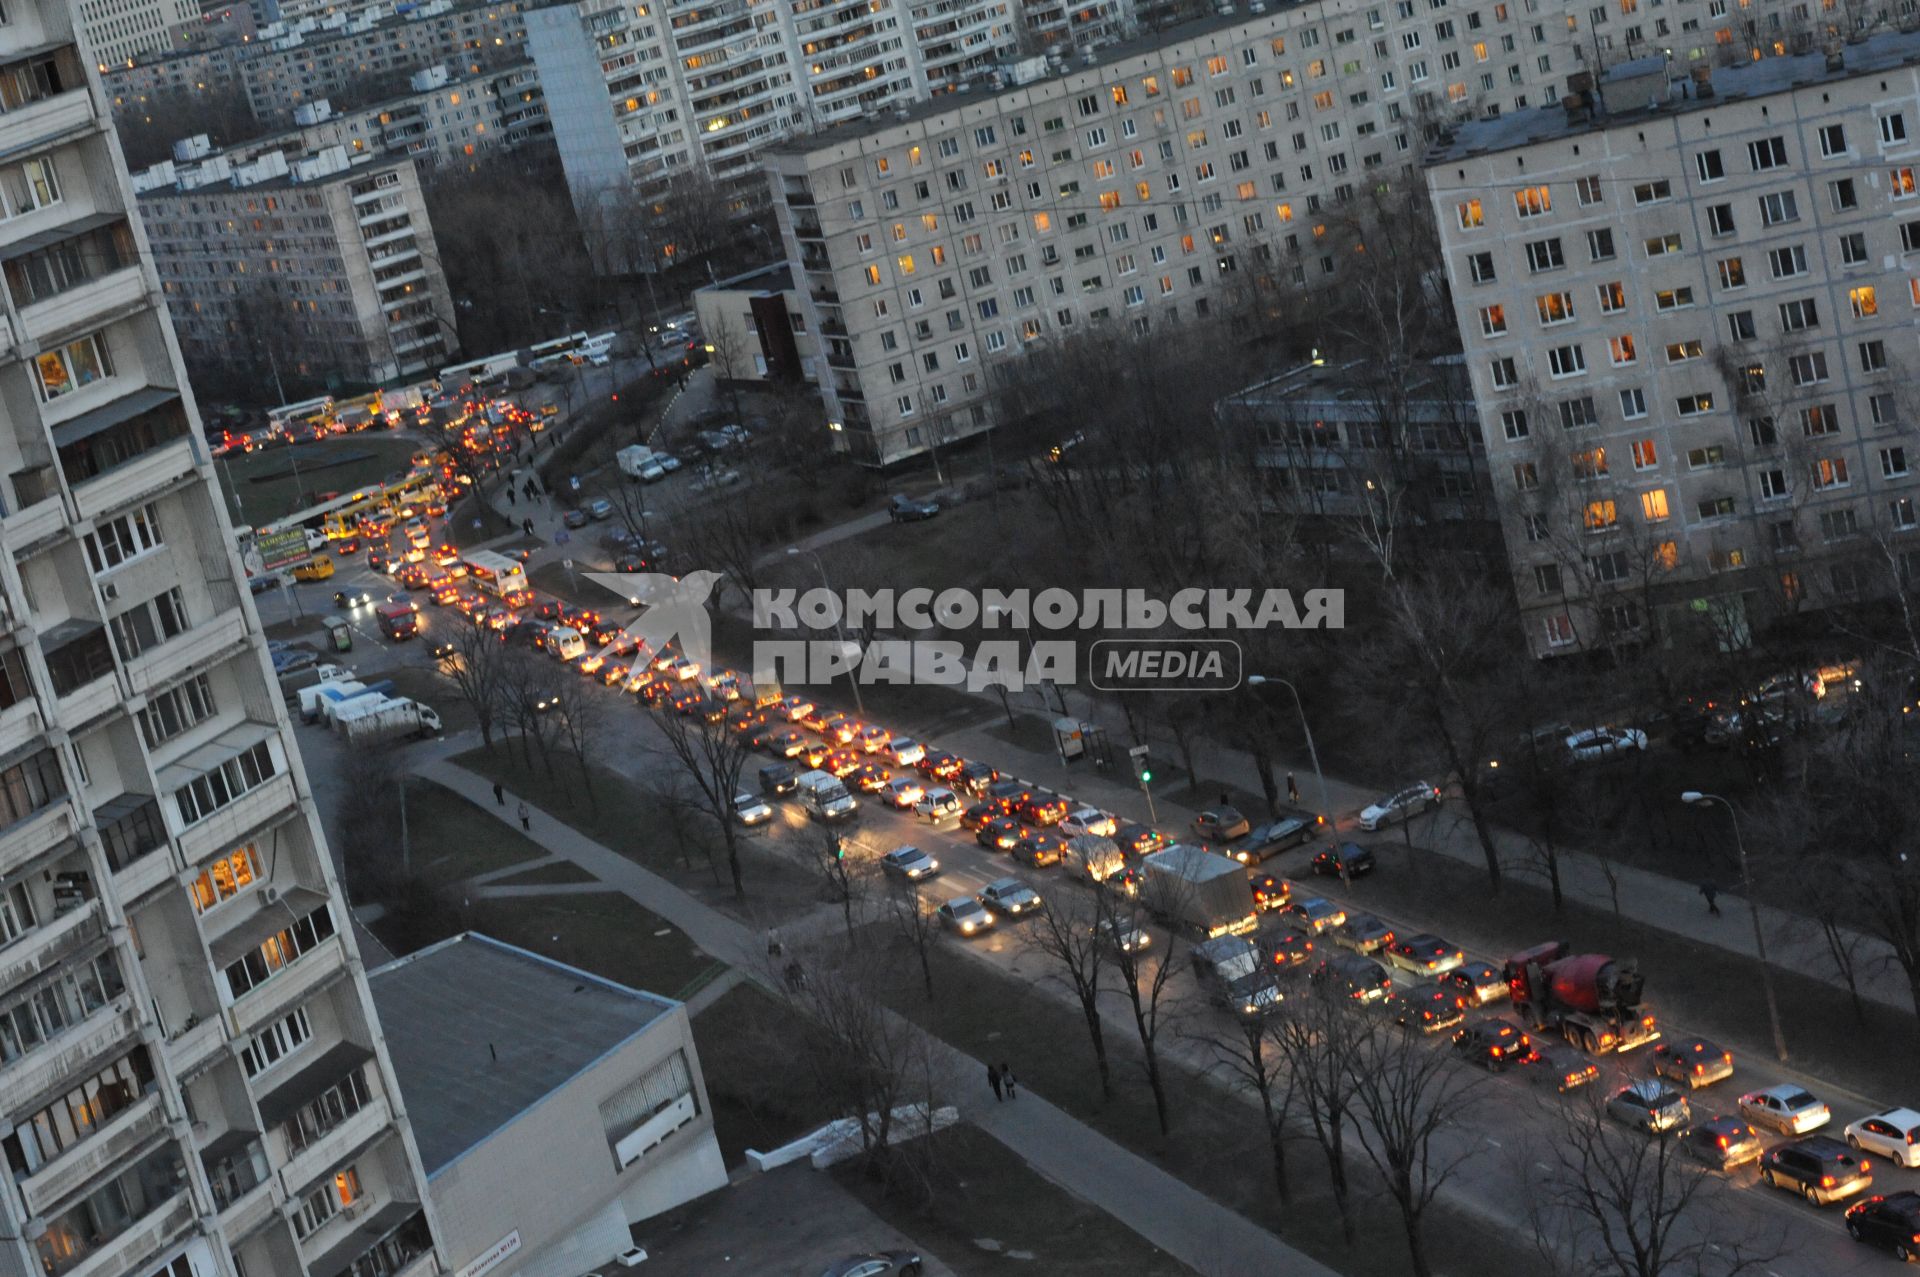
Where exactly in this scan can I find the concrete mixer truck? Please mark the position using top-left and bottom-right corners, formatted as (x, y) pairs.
(1503, 940), (1661, 1054)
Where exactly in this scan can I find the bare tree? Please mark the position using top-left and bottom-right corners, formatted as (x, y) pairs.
(650, 706), (753, 898)
(547, 673), (604, 810)
(1096, 882), (1181, 1136)
(811, 825), (866, 942)
(1026, 890), (1115, 1100)
(500, 649), (565, 781)
(1276, 987), (1369, 1243)
(883, 875), (938, 1001)
(437, 614), (509, 749)
(1201, 1015), (1296, 1205)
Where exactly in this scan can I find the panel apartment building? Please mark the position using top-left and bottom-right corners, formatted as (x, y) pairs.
(1429, 36), (1920, 657)
(72, 0), (201, 67)
(133, 146), (457, 384)
(0, 2), (447, 1277)
(763, 0), (1865, 466)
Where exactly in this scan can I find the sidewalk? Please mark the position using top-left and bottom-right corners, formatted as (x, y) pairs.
(415, 756), (1335, 1277)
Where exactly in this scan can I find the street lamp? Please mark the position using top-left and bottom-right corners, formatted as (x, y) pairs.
(1247, 673), (1339, 881)
(1681, 790), (1789, 1061)
(785, 546), (864, 716)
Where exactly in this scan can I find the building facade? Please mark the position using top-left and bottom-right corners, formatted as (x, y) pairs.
(693, 263), (819, 384)
(1429, 36), (1920, 657)
(369, 935), (728, 1277)
(0, 2), (447, 1275)
(134, 147), (458, 384)
(73, 0), (201, 68)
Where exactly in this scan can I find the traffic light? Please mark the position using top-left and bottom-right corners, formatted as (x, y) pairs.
(1139, 764), (1154, 783)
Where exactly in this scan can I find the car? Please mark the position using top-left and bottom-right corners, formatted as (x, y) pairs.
(1237, 818), (1313, 862)
(1564, 725), (1650, 763)
(1386, 983), (1467, 1033)
(366, 549), (388, 572)
(769, 730), (808, 757)
(1310, 953), (1392, 1002)
(889, 737), (926, 767)
(1382, 933), (1465, 976)
(1845, 1108), (1920, 1168)
(271, 647), (319, 675)
(955, 761), (1001, 796)
(759, 763), (799, 796)
(1760, 1136), (1872, 1205)
(1331, 912), (1394, 955)
(1356, 782), (1442, 831)
(387, 592), (419, 611)
(1015, 792), (1069, 826)
(882, 778), (925, 809)
(824, 749), (864, 778)
(937, 896), (996, 936)
(1846, 1192), (1920, 1261)
(1193, 807), (1251, 842)
(856, 724), (891, 753)
(888, 493), (940, 522)
(1519, 1044), (1600, 1093)
(1452, 1019), (1533, 1071)
(1650, 1037), (1734, 1089)
(599, 660), (633, 687)
(586, 498), (614, 521)
(1012, 830), (1067, 868)
(1061, 805), (1117, 838)
(881, 845), (940, 881)
(978, 877), (1043, 916)
(689, 468), (742, 493)
(977, 816), (1024, 850)
(637, 461), (666, 482)
(1280, 897), (1346, 934)
(1740, 1085), (1832, 1135)
(1113, 822), (1169, 856)
(1681, 1115), (1764, 1171)
(1438, 960), (1508, 1005)
(850, 763), (893, 793)
(1267, 930), (1316, 969)
(1249, 872), (1291, 913)
(1311, 842), (1376, 878)
(733, 793), (774, 825)
(1607, 1080), (1691, 1134)
(1097, 916), (1151, 953)
(332, 588), (374, 608)
(914, 788), (963, 823)
(248, 573), (280, 595)
(818, 1250), (923, 1277)
(800, 742), (834, 769)
(958, 802), (998, 831)
(779, 695), (816, 721)
(428, 639), (457, 662)
(562, 508), (589, 528)
(918, 750), (963, 781)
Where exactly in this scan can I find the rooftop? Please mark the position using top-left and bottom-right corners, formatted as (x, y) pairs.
(697, 261), (796, 295)
(368, 933), (675, 1173)
(1223, 358), (1471, 414)
(1428, 28), (1920, 162)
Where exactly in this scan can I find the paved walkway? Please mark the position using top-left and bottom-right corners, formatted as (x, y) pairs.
(415, 756), (1335, 1277)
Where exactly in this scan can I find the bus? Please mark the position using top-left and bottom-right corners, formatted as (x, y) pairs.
(269, 395), (334, 436)
(463, 550), (529, 599)
(525, 331), (591, 370)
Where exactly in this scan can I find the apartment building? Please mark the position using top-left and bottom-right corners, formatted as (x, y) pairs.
(1429, 35), (1920, 657)
(72, 0), (201, 67)
(0, 2), (446, 1276)
(104, 0), (529, 127)
(693, 263), (821, 384)
(133, 147), (457, 384)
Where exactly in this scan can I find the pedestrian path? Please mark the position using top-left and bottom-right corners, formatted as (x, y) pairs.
(415, 756), (1335, 1277)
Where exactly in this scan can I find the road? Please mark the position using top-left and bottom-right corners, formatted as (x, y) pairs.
(267, 529), (1919, 1277)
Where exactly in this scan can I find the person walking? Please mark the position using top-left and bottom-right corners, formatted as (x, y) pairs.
(1699, 881), (1721, 916)
(491, 782), (505, 807)
(784, 960), (805, 992)
(522, 517), (535, 537)
(516, 801), (531, 832)
(766, 928), (782, 958)
(1219, 791), (1232, 810)
(1001, 1064), (1018, 1100)
(506, 487), (516, 507)
(1287, 772), (1301, 805)
(986, 1063), (1004, 1102)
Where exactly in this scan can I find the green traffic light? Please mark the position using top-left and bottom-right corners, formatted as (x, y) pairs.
(1140, 769), (1153, 783)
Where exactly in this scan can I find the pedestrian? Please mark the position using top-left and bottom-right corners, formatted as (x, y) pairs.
(517, 800), (531, 832)
(1699, 881), (1721, 916)
(491, 782), (504, 807)
(1287, 772), (1300, 805)
(766, 928), (782, 958)
(506, 488), (516, 507)
(1219, 790), (1232, 809)
(784, 960), (805, 992)
(522, 517), (535, 537)
(986, 1062), (1003, 1102)
(1001, 1063), (1018, 1100)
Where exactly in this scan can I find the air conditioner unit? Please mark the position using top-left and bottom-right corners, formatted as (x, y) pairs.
(342, 1198), (369, 1221)
(100, 581), (119, 602)
(261, 886), (281, 905)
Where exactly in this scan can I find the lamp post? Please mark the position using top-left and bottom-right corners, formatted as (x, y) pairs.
(1681, 790), (1789, 1061)
(786, 546), (864, 716)
(1247, 673), (1338, 880)
(988, 603), (1063, 716)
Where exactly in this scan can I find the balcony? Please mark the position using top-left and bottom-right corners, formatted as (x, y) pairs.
(0, 799), (76, 882)
(36, 1152), (192, 1277)
(201, 1128), (269, 1212)
(279, 1094), (392, 1200)
(55, 388), (190, 494)
(71, 435), (195, 526)
(792, 216), (824, 240)
(124, 602), (247, 697)
(226, 930), (344, 1038)
(0, 90), (94, 174)
(95, 792), (168, 875)
(0, 1001), (138, 1119)
(173, 772), (295, 872)
(18, 267), (145, 350)
(307, 1201), (435, 1277)
(3, 466), (62, 547)
(19, 1092), (167, 1218)
(0, 898), (103, 999)
(826, 350), (856, 371)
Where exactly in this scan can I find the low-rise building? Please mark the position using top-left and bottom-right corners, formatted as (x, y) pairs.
(693, 263), (819, 385)
(369, 934), (729, 1277)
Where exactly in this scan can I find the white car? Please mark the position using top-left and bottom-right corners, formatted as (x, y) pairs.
(882, 777), (926, 809)
(1739, 1085), (1831, 1135)
(978, 877), (1043, 916)
(1845, 1107), (1920, 1167)
(1098, 916), (1150, 952)
(1564, 726), (1650, 763)
(733, 792), (773, 826)
(914, 788), (963, 823)
(881, 845), (940, 880)
(889, 737), (927, 767)
(638, 461), (666, 483)
(1062, 805), (1118, 838)
(937, 896), (995, 936)
(1356, 782), (1441, 831)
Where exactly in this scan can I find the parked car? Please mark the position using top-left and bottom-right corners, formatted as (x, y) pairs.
(1845, 1108), (1920, 1168)
(733, 792), (774, 825)
(1438, 960), (1509, 1005)
(1565, 725), (1650, 762)
(1520, 1044), (1600, 1093)
(586, 498), (614, 521)
(1331, 912), (1394, 955)
(1280, 897), (1346, 934)
(1356, 782), (1442, 830)
(1845, 1192), (1920, 1261)
(1193, 807), (1251, 843)
(1650, 1037), (1734, 1089)
(1740, 1085), (1832, 1135)
(936, 897), (996, 936)
(1760, 1136), (1872, 1205)
(562, 507), (589, 528)
(1237, 817), (1313, 862)
(1682, 1115), (1763, 1171)
(1608, 1080), (1691, 1134)
(881, 845), (940, 881)
(1383, 933), (1465, 976)
(889, 493), (940, 522)
(978, 877), (1044, 917)
(1311, 953), (1393, 1002)
(1452, 1019), (1533, 1071)
(818, 1250), (922, 1277)
(1311, 842), (1376, 878)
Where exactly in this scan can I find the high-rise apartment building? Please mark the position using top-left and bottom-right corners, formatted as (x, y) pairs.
(763, 0), (1861, 466)
(1429, 37), (1920, 657)
(0, 3), (446, 1275)
(72, 0), (200, 67)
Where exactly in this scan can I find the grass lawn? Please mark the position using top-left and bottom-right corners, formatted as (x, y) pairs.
(859, 928), (1543, 1277)
(692, 983), (842, 1164)
(833, 1125), (1196, 1277)
(218, 436), (419, 526)
(1312, 839), (1920, 1099)
(400, 780), (545, 888)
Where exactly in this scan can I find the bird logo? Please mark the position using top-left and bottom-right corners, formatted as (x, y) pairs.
(586, 569), (723, 668)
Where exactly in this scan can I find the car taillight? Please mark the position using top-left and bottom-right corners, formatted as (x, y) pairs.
(1909, 1130), (1918, 1145)
(1643, 1016), (1656, 1028)
(1822, 1176), (1836, 1188)
(1717, 1136), (1728, 1148)
(1695, 1064), (1704, 1074)
(1861, 1159), (1871, 1171)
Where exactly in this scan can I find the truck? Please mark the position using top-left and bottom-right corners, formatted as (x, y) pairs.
(1140, 844), (1258, 938)
(1191, 935), (1285, 1019)
(333, 696), (444, 745)
(616, 445), (658, 478)
(461, 549), (529, 600)
(1503, 940), (1661, 1055)
(280, 662), (355, 707)
(311, 679), (397, 727)
(299, 678), (365, 723)
(376, 602), (420, 640)
(1061, 834), (1127, 884)
(794, 768), (858, 823)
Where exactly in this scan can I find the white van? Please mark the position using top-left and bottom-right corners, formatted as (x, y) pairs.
(548, 626), (586, 662)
